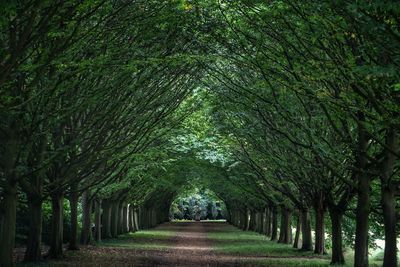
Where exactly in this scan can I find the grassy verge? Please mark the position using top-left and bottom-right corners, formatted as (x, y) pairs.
(208, 224), (383, 267)
(17, 228), (177, 267)
(98, 229), (175, 249)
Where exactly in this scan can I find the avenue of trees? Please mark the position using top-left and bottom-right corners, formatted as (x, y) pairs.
(0, 1), (399, 267)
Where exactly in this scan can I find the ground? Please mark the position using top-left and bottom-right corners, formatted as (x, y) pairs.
(18, 221), (383, 267)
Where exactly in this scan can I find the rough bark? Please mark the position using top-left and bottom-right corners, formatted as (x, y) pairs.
(381, 186), (397, 267)
(68, 190), (79, 250)
(94, 199), (102, 241)
(123, 204), (129, 233)
(270, 206), (278, 241)
(133, 208), (139, 231)
(262, 209), (267, 234)
(329, 209), (345, 265)
(278, 207), (292, 244)
(266, 206), (272, 236)
(128, 205), (134, 232)
(48, 192), (64, 259)
(0, 184), (17, 267)
(80, 191), (92, 245)
(380, 127), (398, 267)
(300, 209), (313, 251)
(245, 208), (250, 231)
(293, 211), (301, 249)
(111, 201), (120, 237)
(102, 200), (112, 238)
(314, 204), (326, 254)
(118, 204), (124, 234)
(354, 116), (370, 267)
(24, 198), (43, 261)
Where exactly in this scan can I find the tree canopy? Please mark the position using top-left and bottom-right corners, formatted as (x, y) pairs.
(0, 1), (399, 266)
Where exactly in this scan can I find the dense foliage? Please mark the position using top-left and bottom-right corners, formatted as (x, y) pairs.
(0, 1), (399, 267)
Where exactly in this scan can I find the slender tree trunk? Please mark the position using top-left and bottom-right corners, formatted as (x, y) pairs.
(48, 191), (64, 259)
(271, 206), (278, 241)
(300, 209), (313, 251)
(80, 191), (92, 245)
(123, 205), (129, 233)
(329, 208), (345, 265)
(278, 207), (285, 243)
(293, 211), (301, 248)
(258, 212), (264, 234)
(245, 208), (250, 231)
(354, 117), (370, 267)
(266, 206), (272, 236)
(134, 208), (139, 231)
(24, 197), (43, 261)
(241, 210), (247, 230)
(252, 212), (257, 232)
(68, 190), (79, 250)
(262, 208), (267, 234)
(118, 204), (124, 234)
(0, 128), (19, 267)
(354, 175), (370, 267)
(128, 205), (134, 232)
(382, 186), (397, 267)
(0, 184), (17, 267)
(111, 201), (119, 237)
(94, 199), (102, 241)
(380, 127), (398, 267)
(102, 200), (112, 238)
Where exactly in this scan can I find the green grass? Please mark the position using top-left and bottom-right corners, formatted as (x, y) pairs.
(208, 227), (324, 258)
(17, 228), (177, 267)
(98, 229), (175, 249)
(208, 225), (383, 267)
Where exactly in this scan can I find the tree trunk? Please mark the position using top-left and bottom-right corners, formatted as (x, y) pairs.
(354, 116), (370, 267)
(354, 175), (370, 267)
(118, 204), (124, 234)
(240, 210), (246, 230)
(128, 205), (134, 232)
(293, 211), (301, 248)
(382, 186), (397, 267)
(94, 199), (102, 241)
(278, 208), (285, 243)
(102, 200), (112, 238)
(380, 127), (398, 267)
(278, 207), (292, 244)
(123, 204), (129, 233)
(111, 201), (120, 237)
(0, 185), (17, 267)
(258, 212), (264, 234)
(266, 207), (272, 236)
(329, 209), (345, 265)
(262, 208), (267, 234)
(68, 190), (79, 250)
(271, 206), (278, 241)
(245, 208), (250, 231)
(314, 205), (326, 254)
(134, 208), (139, 231)
(80, 191), (92, 245)
(24, 198), (43, 261)
(48, 192), (64, 259)
(300, 209), (313, 251)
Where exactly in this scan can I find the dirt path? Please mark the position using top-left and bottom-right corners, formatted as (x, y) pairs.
(130, 221), (249, 266)
(22, 222), (309, 266)
(130, 221), (268, 266)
